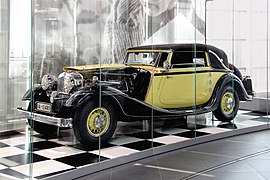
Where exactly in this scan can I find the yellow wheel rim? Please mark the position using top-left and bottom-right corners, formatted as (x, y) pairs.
(221, 92), (235, 115)
(87, 107), (110, 137)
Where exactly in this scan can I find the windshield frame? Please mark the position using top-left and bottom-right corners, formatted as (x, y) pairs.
(124, 50), (172, 67)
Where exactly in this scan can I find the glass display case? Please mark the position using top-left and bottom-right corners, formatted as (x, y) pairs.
(0, 0), (269, 179)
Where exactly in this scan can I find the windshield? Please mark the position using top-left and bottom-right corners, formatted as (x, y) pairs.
(126, 52), (160, 66)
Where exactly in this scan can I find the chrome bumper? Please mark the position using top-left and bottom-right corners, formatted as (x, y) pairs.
(17, 107), (73, 127)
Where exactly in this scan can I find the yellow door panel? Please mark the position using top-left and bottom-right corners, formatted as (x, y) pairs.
(144, 76), (164, 107)
(144, 68), (226, 109)
(160, 73), (195, 107)
(196, 72), (212, 105)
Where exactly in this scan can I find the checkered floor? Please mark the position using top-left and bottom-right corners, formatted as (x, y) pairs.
(0, 110), (268, 179)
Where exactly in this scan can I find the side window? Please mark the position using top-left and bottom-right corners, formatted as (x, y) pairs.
(208, 51), (226, 70)
(171, 51), (206, 68)
(157, 53), (169, 67)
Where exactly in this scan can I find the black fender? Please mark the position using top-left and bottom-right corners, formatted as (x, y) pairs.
(212, 73), (251, 103)
(22, 85), (42, 101)
(228, 63), (243, 80)
(65, 87), (96, 108)
(22, 85), (51, 105)
(102, 87), (153, 119)
(69, 86), (160, 120)
(57, 88), (97, 118)
(197, 73), (252, 115)
(65, 86), (127, 120)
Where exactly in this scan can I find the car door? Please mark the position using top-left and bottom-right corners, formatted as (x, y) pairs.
(148, 51), (212, 109)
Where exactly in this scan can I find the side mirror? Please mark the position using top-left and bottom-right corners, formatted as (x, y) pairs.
(163, 60), (171, 71)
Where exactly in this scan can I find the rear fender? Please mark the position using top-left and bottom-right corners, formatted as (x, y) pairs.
(242, 76), (254, 96)
(214, 73), (252, 102)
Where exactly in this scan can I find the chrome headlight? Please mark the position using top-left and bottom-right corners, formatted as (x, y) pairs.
(64, 73), (75, 93)
(58, 72), (83, 93)
(41, 74), (54, 90)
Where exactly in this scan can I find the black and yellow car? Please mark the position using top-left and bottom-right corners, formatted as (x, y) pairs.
(18, 44), (253, 146)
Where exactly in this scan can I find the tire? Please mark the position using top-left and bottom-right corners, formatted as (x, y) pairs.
(213, 86), (239, 122)
(28, 119), (58, 135)
(72, 101), (117, 146)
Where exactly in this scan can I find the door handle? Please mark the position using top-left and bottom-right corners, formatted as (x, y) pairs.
(166, 76), (173, 79)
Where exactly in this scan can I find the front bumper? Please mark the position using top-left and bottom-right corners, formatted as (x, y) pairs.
(17, 107), (73, 127)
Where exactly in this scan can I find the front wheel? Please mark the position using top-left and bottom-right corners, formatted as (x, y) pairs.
(73, 101), (117, 146)
(213, 86), (239, 122)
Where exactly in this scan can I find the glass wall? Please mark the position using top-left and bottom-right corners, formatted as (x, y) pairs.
(0, 0), (30, 132)
(25, 0), (270, 178)
(29, 1), (206, 178)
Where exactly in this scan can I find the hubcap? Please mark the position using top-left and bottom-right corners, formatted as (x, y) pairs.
(87, 108), (110, 137)
(221, 92), (235, 115)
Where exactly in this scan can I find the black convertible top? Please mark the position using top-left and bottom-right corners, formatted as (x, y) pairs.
(127, 43), (229, 68)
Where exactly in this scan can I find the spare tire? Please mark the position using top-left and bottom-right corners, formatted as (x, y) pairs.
(228, 63), (243, 80)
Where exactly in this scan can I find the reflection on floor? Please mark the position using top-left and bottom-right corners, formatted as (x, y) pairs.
(0, 110), (267, 179)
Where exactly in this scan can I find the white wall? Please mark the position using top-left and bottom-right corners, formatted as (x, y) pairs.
(0, 0), (9, 118)
(207, 0), (269, 94)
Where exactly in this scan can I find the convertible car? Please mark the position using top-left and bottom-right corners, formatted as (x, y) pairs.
(17, 44), (253, 146)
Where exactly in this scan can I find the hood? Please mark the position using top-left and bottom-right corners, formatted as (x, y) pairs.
(63, 64), (125, 71)
(63, 63), (162, 72)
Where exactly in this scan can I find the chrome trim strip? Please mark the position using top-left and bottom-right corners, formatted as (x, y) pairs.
(17, 107), (73, 128)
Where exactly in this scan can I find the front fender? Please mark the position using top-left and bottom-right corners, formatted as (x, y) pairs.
(65, 87), (126, 120)
(22, 85), (42, 101)
(65, 88), (96, 108)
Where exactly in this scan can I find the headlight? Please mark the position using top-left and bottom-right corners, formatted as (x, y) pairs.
(64, 73), (75, 93)
(58, 72), (83, 93)
(41, 74), (54, 90)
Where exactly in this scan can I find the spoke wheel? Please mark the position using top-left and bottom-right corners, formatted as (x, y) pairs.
(87, 108), (110, 137)
(221, 92), (235, 115)
(213, 86), (239, 122)
(73, 101), (117, 146)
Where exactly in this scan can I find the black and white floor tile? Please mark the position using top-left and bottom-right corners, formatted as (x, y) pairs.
(0, 110), (268, 179)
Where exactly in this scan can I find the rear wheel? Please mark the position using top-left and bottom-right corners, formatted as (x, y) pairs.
(213, 86), (239, 122)
(73, 101), (117, 146)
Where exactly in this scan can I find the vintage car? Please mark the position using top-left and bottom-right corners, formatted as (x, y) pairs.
(17, 44), (253, 146)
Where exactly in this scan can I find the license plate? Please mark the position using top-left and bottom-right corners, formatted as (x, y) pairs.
(36, 102), (52, 113)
